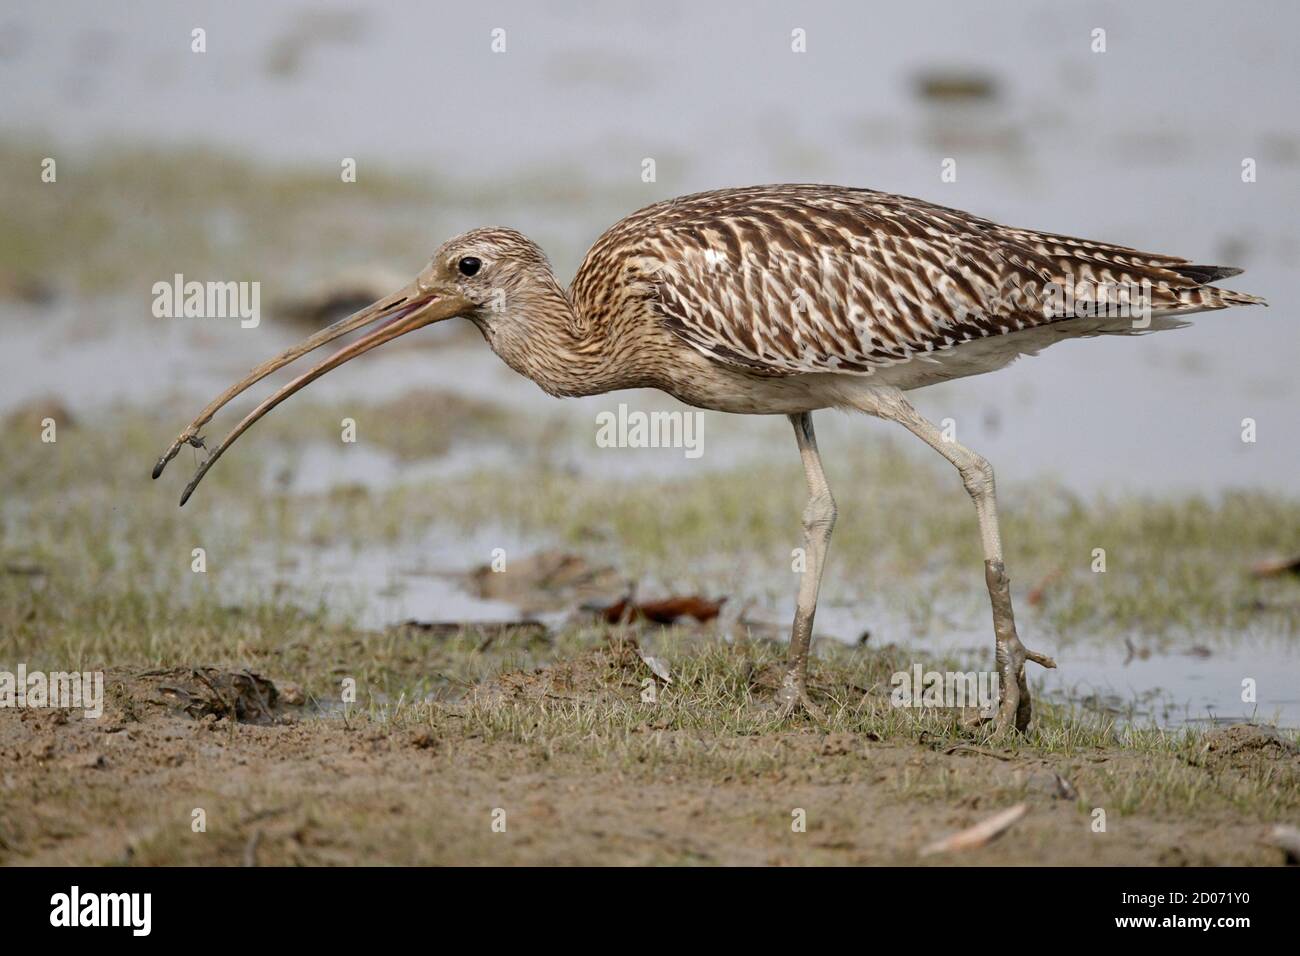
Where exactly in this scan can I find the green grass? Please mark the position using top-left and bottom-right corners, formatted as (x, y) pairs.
(333, 629), (1300, 820)
(4, 399), (1299, 678)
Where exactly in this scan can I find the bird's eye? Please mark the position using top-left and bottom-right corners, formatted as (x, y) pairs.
(458, 256), (482, 277)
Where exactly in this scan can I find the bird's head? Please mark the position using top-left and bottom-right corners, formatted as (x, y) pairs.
(151, 226), (551, 505)
(432, 227), (553, 305)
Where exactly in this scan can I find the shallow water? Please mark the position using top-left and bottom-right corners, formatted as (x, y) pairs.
(752, 600), (1300, 729)
(232, 519), (1300, 728)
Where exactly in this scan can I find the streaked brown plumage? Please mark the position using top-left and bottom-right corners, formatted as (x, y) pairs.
(595, 185), (1259, 371)
(153, 183), (1265, 732)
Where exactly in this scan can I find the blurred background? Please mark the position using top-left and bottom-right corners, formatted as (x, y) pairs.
(2, 0), (1297, 726)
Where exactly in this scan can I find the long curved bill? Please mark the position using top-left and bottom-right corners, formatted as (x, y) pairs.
(152, 276), (468, 506)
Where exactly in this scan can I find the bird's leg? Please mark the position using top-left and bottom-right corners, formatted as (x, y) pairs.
(876, 396), (1056, 734)
(776, 412), (835, 721)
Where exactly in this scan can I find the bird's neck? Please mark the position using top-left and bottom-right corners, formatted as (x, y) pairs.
(474, 278), (625, 398)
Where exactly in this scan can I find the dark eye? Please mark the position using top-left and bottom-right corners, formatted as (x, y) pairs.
(458, 256), (482, 277)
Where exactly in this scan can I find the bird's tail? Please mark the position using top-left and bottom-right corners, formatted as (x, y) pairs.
(1167, 264), (1267, 309)
(1168, 263), (1243, 283)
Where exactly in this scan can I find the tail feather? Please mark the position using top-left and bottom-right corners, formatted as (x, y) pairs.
(1166, 264), (1266, 310)
(1170, 278), (1267, 311)
(1210, 287), (1268, 307)
(1170, 263), (1245, 283)
(1002, 226), (1268, 313)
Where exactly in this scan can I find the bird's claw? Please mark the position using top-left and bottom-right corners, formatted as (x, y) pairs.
(993, 637), (1056, 735)
(773, 671), (827, 723)
(980, 559), (1056, 735)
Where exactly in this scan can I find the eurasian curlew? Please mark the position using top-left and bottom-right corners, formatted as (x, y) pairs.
(152, 184), (1265, 732)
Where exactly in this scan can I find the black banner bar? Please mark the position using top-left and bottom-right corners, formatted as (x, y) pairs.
(0, 866), (1283, 941)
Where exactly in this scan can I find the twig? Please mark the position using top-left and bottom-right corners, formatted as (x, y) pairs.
(943, 743), (1014, 761)
(1267, 824), (1300, 864)
(242, 829), (263, 867)
(920, 803), (1028, 857)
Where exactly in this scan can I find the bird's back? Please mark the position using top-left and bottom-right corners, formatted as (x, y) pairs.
(570, 184), (1264, 382)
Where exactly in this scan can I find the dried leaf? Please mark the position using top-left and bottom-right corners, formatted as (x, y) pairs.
(600, 595), (725, 625)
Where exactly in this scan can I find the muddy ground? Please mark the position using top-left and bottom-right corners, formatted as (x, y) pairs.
(3, 642), (1297, 867)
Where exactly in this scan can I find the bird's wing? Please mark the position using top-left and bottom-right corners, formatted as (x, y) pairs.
(622, 185), (1259, 376)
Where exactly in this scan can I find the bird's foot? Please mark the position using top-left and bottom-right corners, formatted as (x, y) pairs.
(771, 670), (827, 723)
(981, 560), (1056, 735)
(992, 635), (1057, 736)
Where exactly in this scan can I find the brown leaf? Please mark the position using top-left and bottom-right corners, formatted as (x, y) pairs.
(599, 595), (726, 625)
